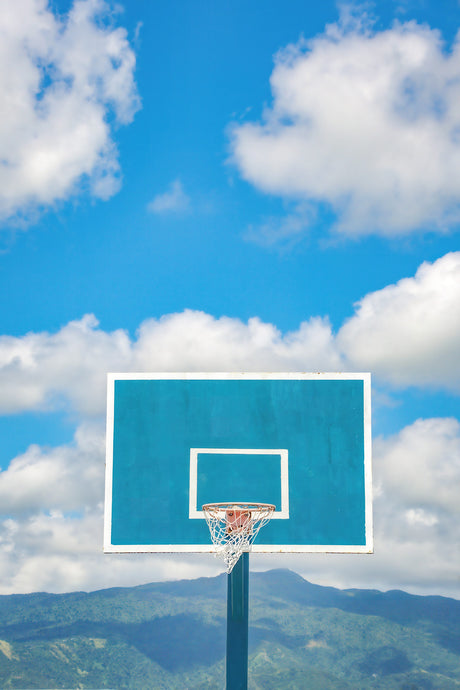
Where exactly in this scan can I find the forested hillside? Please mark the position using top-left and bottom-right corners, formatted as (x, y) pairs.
(0, 569), (458, 689)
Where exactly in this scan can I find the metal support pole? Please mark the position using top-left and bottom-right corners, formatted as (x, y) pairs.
(226, 551), (249, 690)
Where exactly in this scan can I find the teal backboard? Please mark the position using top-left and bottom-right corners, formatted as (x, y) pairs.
(104, 373), (372, 553)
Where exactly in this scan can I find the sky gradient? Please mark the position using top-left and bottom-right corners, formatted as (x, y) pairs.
(0, 0), (459, 598)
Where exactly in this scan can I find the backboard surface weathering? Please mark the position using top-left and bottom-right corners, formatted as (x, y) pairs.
(104, 373), (372, 554)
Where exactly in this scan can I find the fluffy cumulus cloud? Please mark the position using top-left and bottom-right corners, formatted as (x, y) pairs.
(0, 253), (459, 593)
(359, 417), (460, 595)
(0, 422), (105, 515)
(0, 253), (458, 421)
(0, 0), (140, 222)
(338, 252), (460, 392)
(134, 310), (341, 373)
(374, 417), (460, 517)
(1, 416), (459, 596)
(0, 422), (105, 592)
(263, 416), (460, 598)
(230, 12), (460, 238)
(0, 507), (218, 594)
(0, 311), (342, 416)
(0, 314), (133, 415)
(0, 420), (224, 593)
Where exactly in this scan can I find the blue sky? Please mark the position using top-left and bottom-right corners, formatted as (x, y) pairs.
(0, 0), (459, 597)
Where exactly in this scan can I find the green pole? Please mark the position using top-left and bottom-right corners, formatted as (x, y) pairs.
(226, 552), (249, 689)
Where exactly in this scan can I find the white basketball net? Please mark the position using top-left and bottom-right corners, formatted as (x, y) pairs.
(202, 503), (275, 574)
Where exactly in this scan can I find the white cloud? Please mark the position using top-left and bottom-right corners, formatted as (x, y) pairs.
(147, 179), (191, 214)
(0, 0), (140, 222)
(338, 252), (460, 392)
(265, 416), (460, 598)
(0, 423), (222, 592)
(0, 264), (458, 593)
(0, 253), (458, 421)
(0, 311), (342, 416)
(134, 310), (341, 373)
(374, 417), (460, 515)
(360, 416), (460, 595)
(230, 13), (460, 238)
(0, 314), (133, 415)
(0, 416), (458, 596)
(0, 422), (105, 515)
(0, 504), (220, 593)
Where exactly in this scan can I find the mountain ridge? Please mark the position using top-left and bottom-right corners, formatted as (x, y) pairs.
(0, 569), (458, 688)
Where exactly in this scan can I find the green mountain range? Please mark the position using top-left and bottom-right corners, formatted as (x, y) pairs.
(0, 569), (458, 689)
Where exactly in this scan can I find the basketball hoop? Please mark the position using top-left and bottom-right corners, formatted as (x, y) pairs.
(202, 502), (275, 573)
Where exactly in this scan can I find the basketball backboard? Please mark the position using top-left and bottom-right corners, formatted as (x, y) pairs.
(104, 373), (372, 554)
